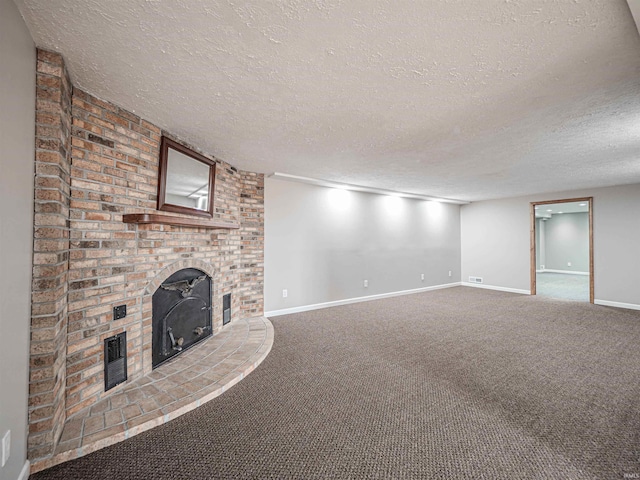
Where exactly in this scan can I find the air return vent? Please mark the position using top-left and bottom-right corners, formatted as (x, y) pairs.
(104, 332), (127, 391)
(223, 293), (231, 325)
(468, 276), (484, 284)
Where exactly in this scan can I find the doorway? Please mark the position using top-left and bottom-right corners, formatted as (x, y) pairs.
(530, 197), (594, 303)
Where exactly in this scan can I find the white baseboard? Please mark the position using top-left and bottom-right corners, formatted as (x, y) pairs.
(537, 269), (589, 276)
(461, 282), (530, 295)
(18, 460), (30, 480)
(594, 299), (640, 311)
(265, 282), (462, 317)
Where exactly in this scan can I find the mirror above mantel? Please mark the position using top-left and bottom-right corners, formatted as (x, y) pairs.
(123, 136), (238, 229)
(158, 136), (216, 218)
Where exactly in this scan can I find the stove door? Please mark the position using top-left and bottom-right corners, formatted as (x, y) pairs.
(153, 297), (212, 367)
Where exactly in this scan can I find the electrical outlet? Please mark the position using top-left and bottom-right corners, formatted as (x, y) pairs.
(113, 305), (126, 320)
(448, 271), (452, 277)
(363, 279), (368, 288)
(421, 273), (425, 281)
(567, 262), (572, 267)
(2, 430), (10, 467)
(282, 289), (288, 298)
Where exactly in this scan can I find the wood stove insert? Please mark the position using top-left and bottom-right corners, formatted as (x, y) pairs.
(152, 268), (212, 368)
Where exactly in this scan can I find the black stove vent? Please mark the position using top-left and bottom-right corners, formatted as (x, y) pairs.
(223, 293), (231, 325)
(104, 332), (127, 391)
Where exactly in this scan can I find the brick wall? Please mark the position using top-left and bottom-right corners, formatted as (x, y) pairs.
(29, 48), (264, 463)
(65, 87), (161, 416)
(29, 50), (72, 460)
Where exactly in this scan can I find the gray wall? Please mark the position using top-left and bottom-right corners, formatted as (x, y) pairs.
(460, 197), (530, 292)
(0, 0), (35, 478)
(539, 218), (546, 270)
(461, 184), (640, 305)
(264, 178), (461, 312)
(535, 218), (543, 270)
(544, 212), (589, 272)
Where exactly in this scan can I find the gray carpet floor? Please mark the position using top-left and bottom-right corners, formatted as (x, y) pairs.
(31, 287), (640, 479)
(536, 272), (590, 302)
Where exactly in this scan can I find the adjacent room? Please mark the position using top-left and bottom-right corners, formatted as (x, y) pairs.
(533, 200), (592, 302)
(2, 1), (640, 479)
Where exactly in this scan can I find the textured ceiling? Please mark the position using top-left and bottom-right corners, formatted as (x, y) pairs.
(15, 0), (640, 202)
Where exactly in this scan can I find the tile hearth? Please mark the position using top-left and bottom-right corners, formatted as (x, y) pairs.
(31, 316), (273, 473)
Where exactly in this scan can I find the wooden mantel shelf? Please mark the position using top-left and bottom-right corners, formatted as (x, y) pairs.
(123, 213), (239, 229)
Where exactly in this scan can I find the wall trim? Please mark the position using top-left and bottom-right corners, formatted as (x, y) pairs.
(537, 269), (589, 276)
(594, 299), (640, 311)
(265, 282), (461, 317)
(461, 282), (531, 295)
(17, 460), (30, 480)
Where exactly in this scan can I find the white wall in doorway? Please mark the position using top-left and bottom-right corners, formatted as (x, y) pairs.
(542, 212), (589, 273)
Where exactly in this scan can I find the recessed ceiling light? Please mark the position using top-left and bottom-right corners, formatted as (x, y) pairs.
(558, 211), (563, 214)
(547, 209), (553, 212)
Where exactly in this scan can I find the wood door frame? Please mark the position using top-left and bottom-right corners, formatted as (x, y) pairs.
(530, 197), (594, 303)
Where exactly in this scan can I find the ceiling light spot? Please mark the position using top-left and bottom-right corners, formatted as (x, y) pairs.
(424, 200), (443, 220)
(327, 187), (351, 211)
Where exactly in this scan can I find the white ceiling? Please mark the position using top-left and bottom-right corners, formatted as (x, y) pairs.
(14, 0), (640, 202)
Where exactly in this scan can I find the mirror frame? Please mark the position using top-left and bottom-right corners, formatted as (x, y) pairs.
(157, 136), (216, 218)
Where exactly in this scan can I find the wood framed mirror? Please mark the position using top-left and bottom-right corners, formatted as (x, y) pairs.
(158, 136), (216, 218)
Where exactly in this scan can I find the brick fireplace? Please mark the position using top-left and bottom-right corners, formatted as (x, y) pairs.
(28, 50), (264, 463)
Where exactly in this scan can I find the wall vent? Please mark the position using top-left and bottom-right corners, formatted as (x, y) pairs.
(223, 293), (231, 325)
(468, 276), (484, 284)
(104, 332), (127, 391)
